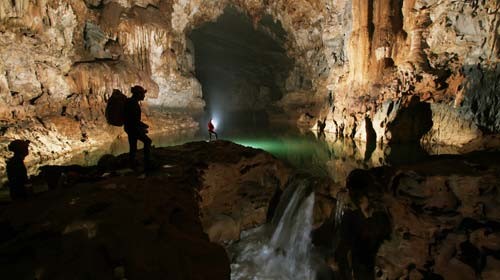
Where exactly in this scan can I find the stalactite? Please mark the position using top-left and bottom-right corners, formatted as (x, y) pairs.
(0, 0), (29, 20)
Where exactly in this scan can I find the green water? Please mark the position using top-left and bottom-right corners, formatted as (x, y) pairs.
(65, 124), (429, 184)
(180, 126), (426, 183)
(0, 125), (429, 202)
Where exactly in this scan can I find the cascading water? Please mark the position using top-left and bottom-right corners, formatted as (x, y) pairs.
(229, 180), (316, 280)
(331, 189), (349, 253)
(334, 189), (349, 227)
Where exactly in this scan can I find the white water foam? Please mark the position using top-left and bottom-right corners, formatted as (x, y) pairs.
(230, 183), (316, 280)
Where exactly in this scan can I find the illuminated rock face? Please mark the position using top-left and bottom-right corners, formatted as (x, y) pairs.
(0, 0), (203, 174)
(323, 0), (500, 152)
(325, 153), (500, 280)
(0, 0), (498, 172)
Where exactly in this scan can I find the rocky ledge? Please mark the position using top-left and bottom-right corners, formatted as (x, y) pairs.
(2, 139), (500, 280)
(320, 150), (500, 280)
(0, 140), (293, 280)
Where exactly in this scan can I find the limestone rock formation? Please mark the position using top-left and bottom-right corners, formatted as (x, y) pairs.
(321, 0), (500, 151)
(329, 152), (500, 279)
(196, 140), (292, 242)
(2, 0), (497, 176)
(0, 0), (203, 178)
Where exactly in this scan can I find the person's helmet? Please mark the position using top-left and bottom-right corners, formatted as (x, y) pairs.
(131, 85), (147, 96)
(8, 140), (30, 155)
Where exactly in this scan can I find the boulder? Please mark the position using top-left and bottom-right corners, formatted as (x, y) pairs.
(0, 140), (294, 279)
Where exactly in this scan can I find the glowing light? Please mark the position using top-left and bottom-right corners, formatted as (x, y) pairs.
(210, 113), (221, 130)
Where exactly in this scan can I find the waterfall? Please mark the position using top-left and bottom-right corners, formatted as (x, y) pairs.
(334, 190), (349, 227)
(230, 180), (316, 280)
(331, 189), (349, 253)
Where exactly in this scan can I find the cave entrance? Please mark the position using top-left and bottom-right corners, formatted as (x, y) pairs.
(189, 6), (293, 131)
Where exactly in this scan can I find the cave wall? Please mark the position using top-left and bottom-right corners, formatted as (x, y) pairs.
(324, 0), (500, 152)
(0, 0), (205, 174)
(0, 0), (332, 174)
(270, 0), (498, 153)
(0, 0), (499, 173)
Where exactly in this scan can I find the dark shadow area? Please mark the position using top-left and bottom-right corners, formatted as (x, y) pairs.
(387, 96), (433, 144)
(189, 6), (293, 130)
(384, 143), (429, 165)
(373, 95), (433, 165)
(460, 63), (500, 133)
(363, 117), (377, 162)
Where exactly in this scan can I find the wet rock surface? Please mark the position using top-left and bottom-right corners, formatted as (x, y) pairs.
(324, 151), (500, 280)
(0, 140), (293, 279)
(1, 133), (500, 280)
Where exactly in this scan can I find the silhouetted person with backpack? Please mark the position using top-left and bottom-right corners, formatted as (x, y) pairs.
(208, 119), (217, 141)
(124, 85), (152, 171)
(6, 140), (31, 200)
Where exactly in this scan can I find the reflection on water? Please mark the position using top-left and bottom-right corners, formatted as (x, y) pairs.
(220, 128), (429, 185)
(58, 124), (430, 186)
(60, 129), (199, 168)
(24, 118), (432, 190)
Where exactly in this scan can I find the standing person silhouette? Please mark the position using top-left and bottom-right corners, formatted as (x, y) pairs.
(208, 119), (218, 141)
(6, 140), (31, 200)
(124, 85), (152, 171)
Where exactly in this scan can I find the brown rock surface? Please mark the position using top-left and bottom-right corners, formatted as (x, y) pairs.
(362, 152), (500, 279)
(319, 0), (499, 150)
(0, 140), (295, 279)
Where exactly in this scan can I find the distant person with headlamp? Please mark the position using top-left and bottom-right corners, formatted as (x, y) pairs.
(208, 119), (218, 141)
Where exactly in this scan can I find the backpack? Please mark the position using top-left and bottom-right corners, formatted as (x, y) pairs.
(105, 89), (128, 126)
